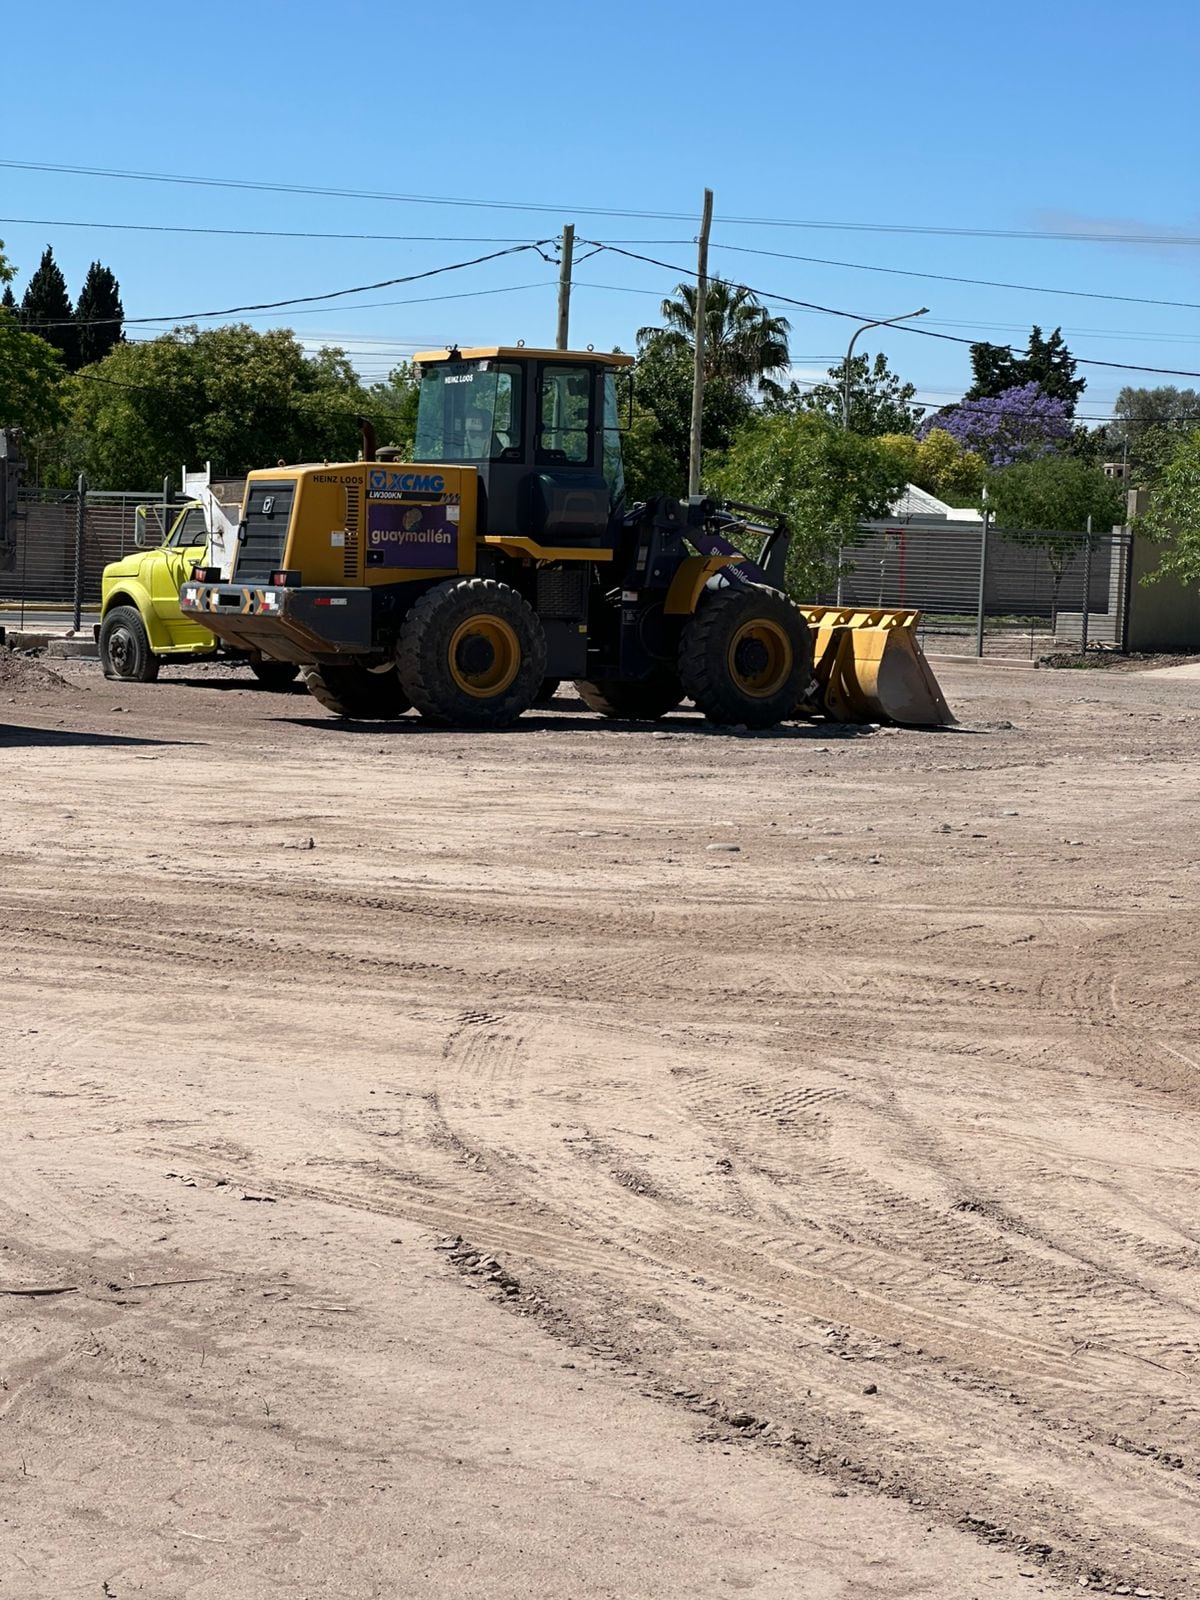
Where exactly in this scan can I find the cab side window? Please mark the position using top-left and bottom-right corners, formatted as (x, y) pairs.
(537, 365), (591, 464)
(172, 508), (209, 548)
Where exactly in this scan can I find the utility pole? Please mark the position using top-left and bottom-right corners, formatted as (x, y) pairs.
(688, 187), (714, 498)
(555, 224), (575, 351)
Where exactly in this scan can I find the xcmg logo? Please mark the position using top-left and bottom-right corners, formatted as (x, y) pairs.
(368, 469), (445, 495)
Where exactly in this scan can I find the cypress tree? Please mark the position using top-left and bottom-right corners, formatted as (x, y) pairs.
(20, 246), (78, 371)
(1, 285), (15, 313)
(76, 261), (124, 366)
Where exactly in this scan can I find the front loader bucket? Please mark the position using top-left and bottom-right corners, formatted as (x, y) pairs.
(798, 607), (955, 728)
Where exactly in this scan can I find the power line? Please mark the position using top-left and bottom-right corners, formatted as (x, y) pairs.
(0, 215), (540, 245)
(5, 158), (1198, 245)
(19, 241), (550, 329)
(712, 241), (1200, 314)
(7, 211), (1196, 322)
(586, 241), (1200, 381)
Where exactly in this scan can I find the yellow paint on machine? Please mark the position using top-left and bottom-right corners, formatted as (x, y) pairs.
(799, 606), (955, 729)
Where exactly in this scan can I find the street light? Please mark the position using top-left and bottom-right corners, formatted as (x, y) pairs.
(841, 307), (929, 429)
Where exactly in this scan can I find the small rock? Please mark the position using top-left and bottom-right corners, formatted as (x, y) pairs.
(728, 1411), (755, 1428)
(862, 1383), (877, 1395)
(706, 842), (740, 853)
(867, 853), (883, 865)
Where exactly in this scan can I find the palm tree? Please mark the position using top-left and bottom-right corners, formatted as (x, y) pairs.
(638, 280), (791, 397)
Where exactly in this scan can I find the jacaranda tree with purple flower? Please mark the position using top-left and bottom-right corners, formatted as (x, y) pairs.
(919, 383), (1072, 469)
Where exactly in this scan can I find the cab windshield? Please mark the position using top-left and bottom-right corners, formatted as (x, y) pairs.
(413, 361), (524, 463)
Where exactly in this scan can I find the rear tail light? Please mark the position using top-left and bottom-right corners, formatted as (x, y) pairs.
(191, 565), (221, 581)
(270, 569), (301, 586)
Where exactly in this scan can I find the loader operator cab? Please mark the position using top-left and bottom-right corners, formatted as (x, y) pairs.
(410, 346), (631, 548)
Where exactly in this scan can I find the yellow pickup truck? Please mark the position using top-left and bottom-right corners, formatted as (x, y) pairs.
(98, 501), (297, 687)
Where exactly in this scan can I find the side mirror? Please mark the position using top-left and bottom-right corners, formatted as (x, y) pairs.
(134, 505), (149, 547)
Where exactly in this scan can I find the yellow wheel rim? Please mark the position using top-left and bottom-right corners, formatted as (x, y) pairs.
(448, 614), (521, 698)
(727, 618), (793, 698)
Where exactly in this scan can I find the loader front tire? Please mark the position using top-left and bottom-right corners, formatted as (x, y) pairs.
(302, 660), (410, 719)
(574, 669), (683, 721)
(99, 606), (159, 683)
(679, 585), (811, 729)
(397, 577), (545, 728)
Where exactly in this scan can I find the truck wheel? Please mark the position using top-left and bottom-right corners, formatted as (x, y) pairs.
(99, 606), (160, 683)
(535, 677), (562, 706)
(397, 577), (545, 728)
(679, 585), (811, 729)
(574, 668), (683, 720)
(302, 661), (410, 719)
(250, 660), (300, 691)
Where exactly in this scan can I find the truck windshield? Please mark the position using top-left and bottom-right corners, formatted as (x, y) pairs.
(413, 361), (523, 463)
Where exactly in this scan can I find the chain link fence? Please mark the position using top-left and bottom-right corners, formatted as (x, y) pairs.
(2, 480), (181, 627)
(832, 516), (1132, 658)
(3, 477), (1136, 659)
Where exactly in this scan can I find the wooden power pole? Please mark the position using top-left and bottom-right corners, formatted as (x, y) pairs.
(555, 224), (575, 350)
(687, 188), (714, 498)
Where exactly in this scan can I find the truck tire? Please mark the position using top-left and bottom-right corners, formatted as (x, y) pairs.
(679, 585), (812, 729)
(535, 677), (562, 706)
(574, 668), (683, 721)
(397, 577), (545, 728)
(99, 606), (160, 683)
(250, 660), (300, 691)
(302, 661), (410, 719)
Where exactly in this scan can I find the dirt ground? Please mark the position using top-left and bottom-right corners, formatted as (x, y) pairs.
(2, 655), (1197, 1600)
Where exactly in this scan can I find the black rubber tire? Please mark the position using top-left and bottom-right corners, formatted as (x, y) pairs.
(99, 605), (160, 682)
(678, 584), (812, 729)
(574, 667), (684, 721)
(535, 677), (562, 706)
(302, 660), (411, 719)
(396, 577), (545, 728)
(249, 660), (301, 691)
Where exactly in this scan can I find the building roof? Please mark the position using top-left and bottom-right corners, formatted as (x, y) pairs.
(886, 482), (983, 522)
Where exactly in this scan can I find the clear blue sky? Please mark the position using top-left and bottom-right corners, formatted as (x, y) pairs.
(3, 0), (1198, 421)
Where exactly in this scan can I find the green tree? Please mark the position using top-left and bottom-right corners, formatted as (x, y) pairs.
(708, 411), (906, 597)
(1092, 386), (1200, 483)
(62, 323), (387, 487)
(799, 351), (923, 436)
(876, 427), (986, 503)
(1, 285), (14, 312)
(987, 454), (1126, 631)
(19, 245), (78, 372)
(75, 261), (125, 367)
(1138, 428), (1200, 585)
(967, 324), (1085, 413)
(639, 280), (791, 398)
(0, 242), (64, 431)
(623, 338), (753, 500)
(367, 361), (421, 454)
(987, 454), (1125, 534)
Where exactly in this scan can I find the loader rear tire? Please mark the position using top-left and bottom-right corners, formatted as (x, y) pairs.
(302, 660), (410, 719)
(574, 669), (683, 721)
(679, 585), (811, 729)
(99, 606), (159, 683)
(396, 577), (545, 728)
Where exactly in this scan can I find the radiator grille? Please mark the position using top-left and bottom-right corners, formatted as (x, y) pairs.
(536, 564), (590, 619)
(343, 482), (361, 582)
(234, 480), (294, 583)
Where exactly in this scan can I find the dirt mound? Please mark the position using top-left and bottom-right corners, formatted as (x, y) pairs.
(1038, 648), (1200, 671)
(0, 650), (76, 695)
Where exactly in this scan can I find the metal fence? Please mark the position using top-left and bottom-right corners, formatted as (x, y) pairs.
(2, 480), (1135, 660)
(831, 516), (1132, 657)
(2, 480), (181, 627)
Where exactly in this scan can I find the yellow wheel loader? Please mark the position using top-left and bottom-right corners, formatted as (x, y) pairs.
(179, 346), (951, 730)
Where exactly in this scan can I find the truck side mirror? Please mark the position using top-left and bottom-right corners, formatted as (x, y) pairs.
(134, 506), (149, 547)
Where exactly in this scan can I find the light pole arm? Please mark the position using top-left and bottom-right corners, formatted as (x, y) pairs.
(841, 307), (929, 430)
